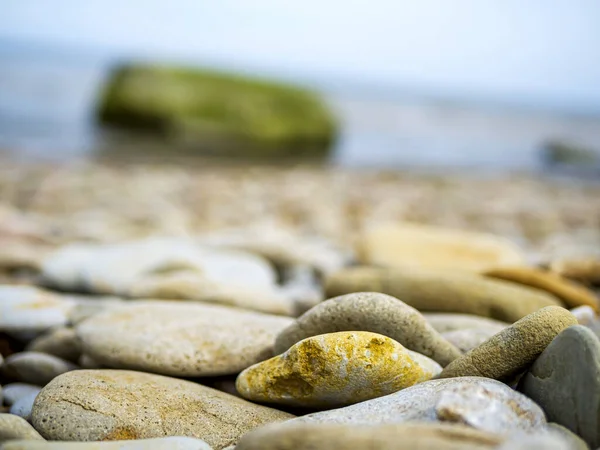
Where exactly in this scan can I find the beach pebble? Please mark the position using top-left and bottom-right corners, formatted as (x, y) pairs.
(292, 377), (546, 435)
(546, 423), (590, 450)
(236, 422), (505, 450)
(441, 328), (499, 353)
(357, 222), (525, 272)
(439, 306), (577, 381)
(484, 266), (599, 311)
(76, 301), (292, 377)
(274, 292), (461, 366)
(9, 391), (39, 420)
(26, 328), (81, 363)
(0, 413), (45, 442)
(518, 325), (600, 448)
(31, 369), (293, 448)
(1, 352), (78, 385)
(0, 437), (212, 449)
(236, 331), (441, 408)
(325, 266), (562, 322)
(550, 256), (600, 286)
(2, 383), (41, 406)
(570, 305), (597, 326)
(423, 313), (509, 333)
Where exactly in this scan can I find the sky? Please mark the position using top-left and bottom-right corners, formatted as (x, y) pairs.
(2, 0), (600, 110)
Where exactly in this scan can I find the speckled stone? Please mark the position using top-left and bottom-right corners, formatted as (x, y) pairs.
(325, 267), (562, 323)
(439, 306), (577, 382)
(31, 370), (293, 449)
(76, 301), (292, 377)
(0, 437), (212, 449)
(236, 331), (441, 408)
(518, 325), (600, 448)
(0, 413), (45, 442)
(1, 352), (78, 385)
(274, 292), (461, 367)
(26, 327), (82, 363)
(291, 377), (546, 435)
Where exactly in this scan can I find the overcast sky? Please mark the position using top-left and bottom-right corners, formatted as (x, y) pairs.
(2, 0), (600, 109)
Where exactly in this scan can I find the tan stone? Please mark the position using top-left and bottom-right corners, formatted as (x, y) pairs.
(1, 437), (212, 449)
(236, 331), (440, 408)
(0, 413), (45, 442)
(31, 370), (293, 449)
(325, 266), (562, 322)
(550, 257), (600, 285)
(484, 266), (599, 311)
(439, 306), (577, 381)
(26, 327), (82, 363)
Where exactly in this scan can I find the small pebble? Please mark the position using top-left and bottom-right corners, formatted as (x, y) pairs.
(1, 352), (78, 385)
(0, 413), (45, 442)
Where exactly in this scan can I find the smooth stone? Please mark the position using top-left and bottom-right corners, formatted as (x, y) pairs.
(77, 355), (104, 369)
(357, 223), (525, 272)
(2, 383), (42, 406)
(9, 391), (39, 420)
(0, 286), (75, 334)
(423, 313), (510, 333)
(546, 423), (590, 450)
(67, 297), (126, 325)
(439, 306), (577, 381)
(518, 325), (600, 448)
(274, 292), (461, 366)
(570, 305), (597, 326)
(1, 352), (78, 385)
(41, 239), (293, 315)
(236, 331), (441, 408)
(0, 413), (45, 442)
(496, 432), (579, 450)
(76, 301), (292, 377)
(26, 328), (82, 363)
(292, 377), (546, 435)
(1, 437), (212, 449)
(31, 370), (293, 449)
(550, 256), (600, 285)
(442, 328), (499, 353)
(325, 267), (562, 323)
(484, 266), (599, 311)
(236, 422), (505, 450)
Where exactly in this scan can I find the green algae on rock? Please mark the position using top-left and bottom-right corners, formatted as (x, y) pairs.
(97, 64), (337, 158)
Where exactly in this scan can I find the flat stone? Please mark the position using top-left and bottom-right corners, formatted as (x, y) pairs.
(484, 266), (599, 311)
(423, 314), (509, 333)
(26, 327), (82, 363)
(357, 223), (525, 272)
(518, 325), (600, 448)
(31, 369), (293, 449)
(439, 306), (577, 382)
(1, 437), (212, 449)
(76, 301), (292, 377)
(0, 413), (45, 442)
(292, 377), (546, 435)
(41, 239), (293, 315)
(1, 352), (78, 385)
(236, 331), (441, 408)
(274, 292), (461, 366)
(2, 383), (42, 406)
(10, 391), (39, 420)
(325, 267), (562, 323)
(0, 286), (75, 334)
(236, 422), (505, 450)
(442, 328), (500, 353)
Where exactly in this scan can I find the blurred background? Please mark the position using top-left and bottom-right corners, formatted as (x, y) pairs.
(1, 0), (600, 172)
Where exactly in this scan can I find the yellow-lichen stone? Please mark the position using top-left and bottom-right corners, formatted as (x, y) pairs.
(235, 331), (441, 408)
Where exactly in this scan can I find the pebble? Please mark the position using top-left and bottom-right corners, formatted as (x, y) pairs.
(423, 313), (510, 333)
(0, 413), (45, 442)
(1, 352), (78, 385)
(0, 437), (212, 450)
(484, 266), (599, 311)
(274, 292), (461, 366)
(441, 328), (499, 353)
(518, 325), (600, 448)
(357, 222), (525, 272)
(439, 306), (577, 381)
(570, 305), (597, 326)
(26, 327), (82, 363)
(325, 266), (563, 322)
(546, 423), (590, 450)
(550, 256), (600, 285)
(236, 331), (441, 408)
(236, 422), (505, 450)
(76, 301), (292, 377)
(2, 383), (42, 406)
(292, 377), (546, 435)
(9, 391), (39, 420)
(31, 369), (293, 448)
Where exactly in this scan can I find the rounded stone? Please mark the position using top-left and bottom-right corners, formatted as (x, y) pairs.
(0, 413), (45, 442)
(291, 377), (546, 435)
(236, 331), (441, 408)
(325, 267), (562, 323)
(439, 306), (577, 382)
(357, 222), (525, 272)
(484, 266), (599, 311)
(26, 327), (82, 363)
(10, 391), (39, 420)
(2, 383), (42, 406)
(442, 328), (499, 353)
(550, 256), (600, 285)
(236, 422), (505, 450)
(570, 305), (597, 326)
(423, 313), (509, 333)
(518, 325), (600, 448)
(274, 292), (461, 366)
(76, 301), (293, 377)
(1, 352), (78, 385)
(31, 369), (293, 448)
(0, 437), (212, 449)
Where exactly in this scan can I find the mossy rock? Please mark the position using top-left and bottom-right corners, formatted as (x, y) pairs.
(97, 64), (338, 158)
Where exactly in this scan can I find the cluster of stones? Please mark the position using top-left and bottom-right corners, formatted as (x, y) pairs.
(0, 222), (599, 449)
